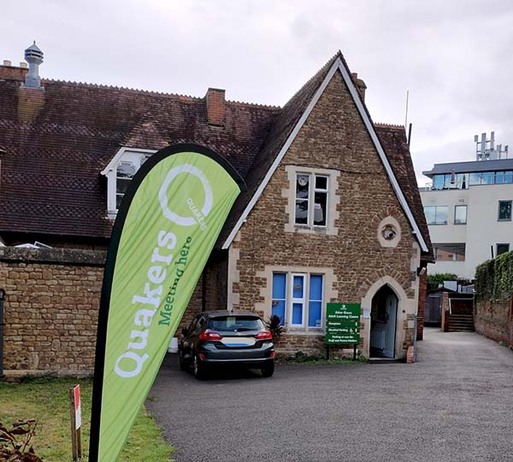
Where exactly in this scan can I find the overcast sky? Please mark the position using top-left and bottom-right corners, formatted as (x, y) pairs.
(2, 0), (512, 185)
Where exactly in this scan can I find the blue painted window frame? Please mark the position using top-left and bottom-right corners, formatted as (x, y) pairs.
(271, 272), (324, 329)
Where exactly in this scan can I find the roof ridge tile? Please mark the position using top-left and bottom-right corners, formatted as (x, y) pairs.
(42, 78), (203, 99)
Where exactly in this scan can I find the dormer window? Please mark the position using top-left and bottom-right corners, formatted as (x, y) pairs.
(101, 147), (156, 218)
(116, 162), (137, 209)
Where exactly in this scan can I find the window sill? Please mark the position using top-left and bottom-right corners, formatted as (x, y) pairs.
(285, 328), (325, 335)
(292, 225), (332, 234)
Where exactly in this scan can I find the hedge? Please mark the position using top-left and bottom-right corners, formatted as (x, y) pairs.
(475, 250), (513, 301)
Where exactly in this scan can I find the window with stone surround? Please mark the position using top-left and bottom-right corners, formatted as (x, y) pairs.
(295, 173), (328, 226)
(285, 166), (339, 235)
(102, 148), (156, 217)
(272, 272), (324, 329)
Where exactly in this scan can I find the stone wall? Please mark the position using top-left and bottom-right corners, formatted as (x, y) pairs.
(475, 298), (513, 348)
(0, 247), (105, 378)
(230, 72), (421, 359)
(0, 247), (217, 378)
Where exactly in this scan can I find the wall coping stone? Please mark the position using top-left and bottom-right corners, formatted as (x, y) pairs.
(0, 247), (106, 266)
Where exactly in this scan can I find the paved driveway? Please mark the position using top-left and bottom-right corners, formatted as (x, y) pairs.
(147, 328), (513, 462)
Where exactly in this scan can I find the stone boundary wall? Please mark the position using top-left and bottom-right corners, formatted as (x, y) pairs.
(475, 298), (513, 349)
(0, 247), (106, 379)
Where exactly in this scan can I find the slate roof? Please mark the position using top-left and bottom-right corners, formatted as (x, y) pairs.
(375, 123), (433, 261)
(0, 76), (278, 239)
(0, 53), (432, 261)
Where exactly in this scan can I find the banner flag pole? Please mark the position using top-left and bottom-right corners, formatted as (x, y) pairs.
(89, 144), (244, 461)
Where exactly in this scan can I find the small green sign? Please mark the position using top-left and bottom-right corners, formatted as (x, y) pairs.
(325, 303), (361, 345)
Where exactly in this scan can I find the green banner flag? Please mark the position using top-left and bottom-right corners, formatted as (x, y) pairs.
(89, 144), (243, 461)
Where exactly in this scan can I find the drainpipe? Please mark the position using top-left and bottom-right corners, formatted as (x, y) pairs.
(0, 288), (5, 380)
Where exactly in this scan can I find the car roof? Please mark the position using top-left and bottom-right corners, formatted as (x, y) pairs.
(200, 310), (261, 319)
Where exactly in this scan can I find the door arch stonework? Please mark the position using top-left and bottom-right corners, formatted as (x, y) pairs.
(360, 276), (414, 360)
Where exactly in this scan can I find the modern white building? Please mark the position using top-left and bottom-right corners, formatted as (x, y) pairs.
(420, 132), (513, 280)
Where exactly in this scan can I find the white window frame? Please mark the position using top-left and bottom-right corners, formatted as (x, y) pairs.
(285, 166), (340, 235)
(101, 147), (157, 218)
(290, 273), (307, 327)
(294, 173), (329, 227)
(272, 271), (325, 331)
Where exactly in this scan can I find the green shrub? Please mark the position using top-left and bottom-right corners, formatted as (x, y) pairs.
(475, 251), (513, 301)
(427, 273), (458, 291)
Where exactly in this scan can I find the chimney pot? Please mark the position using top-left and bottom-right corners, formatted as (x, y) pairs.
(3, 60), (11, 66)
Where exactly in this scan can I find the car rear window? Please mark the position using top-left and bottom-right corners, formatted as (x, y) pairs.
(209, 316), (264, 332)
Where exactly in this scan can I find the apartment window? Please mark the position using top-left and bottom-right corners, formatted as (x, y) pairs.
(424, 206), (448, 225)
(498, 200), (512, 221)
(469, 172), (495, 186)
(432, 173), (469, 190)
(295, 173), (328, 227)
(454, 205), (467, 225)
(497, 243), (510, 256)
(496, 171), (513, 184)
(271, 272), (323, 329)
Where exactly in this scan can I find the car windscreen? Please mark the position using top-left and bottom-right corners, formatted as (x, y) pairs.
(208, 316), (264, 332)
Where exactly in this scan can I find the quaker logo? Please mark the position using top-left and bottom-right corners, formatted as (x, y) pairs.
(89, 144), (244, 462)
(158, 163), (213, 230)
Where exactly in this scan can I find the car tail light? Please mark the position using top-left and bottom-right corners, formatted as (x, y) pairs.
(255, 330), (273, 340)
(199, 329), (223, 341)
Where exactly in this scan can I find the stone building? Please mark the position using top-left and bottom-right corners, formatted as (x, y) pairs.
(0, 44), (432, 377)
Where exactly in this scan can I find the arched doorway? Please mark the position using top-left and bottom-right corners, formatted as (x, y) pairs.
(370, 285), (398, 358)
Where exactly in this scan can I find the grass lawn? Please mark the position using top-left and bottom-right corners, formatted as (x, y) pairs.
(0, 377), (173, 461)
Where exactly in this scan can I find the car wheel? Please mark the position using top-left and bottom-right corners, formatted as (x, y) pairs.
(261, 362), (274, 378)
(193, 355), (207, 380)
(178, 350), (187, 371)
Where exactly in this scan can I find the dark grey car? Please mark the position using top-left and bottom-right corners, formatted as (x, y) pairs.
(178, 310), (275, 380)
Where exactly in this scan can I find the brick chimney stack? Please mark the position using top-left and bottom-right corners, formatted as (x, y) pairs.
(351, 73), (367, 102)
(205, 88), (226, 127)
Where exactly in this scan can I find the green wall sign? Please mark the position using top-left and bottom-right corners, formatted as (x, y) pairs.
(325, 303), (361, 345)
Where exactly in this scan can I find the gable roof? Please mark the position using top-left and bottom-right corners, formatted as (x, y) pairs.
(0, 54), (432, 261)
(219, 52), (433, 260)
